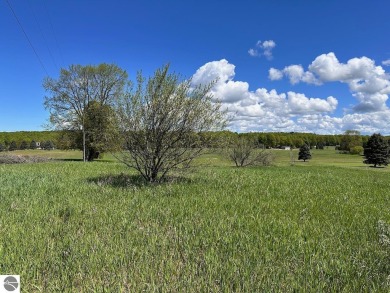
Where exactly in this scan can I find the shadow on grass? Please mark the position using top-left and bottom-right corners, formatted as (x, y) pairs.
(88, 173), (197, 188)
(53, 158), (83, 162)
(53, 158), (117, 163)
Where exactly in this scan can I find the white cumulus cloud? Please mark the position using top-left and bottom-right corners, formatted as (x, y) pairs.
(382, 59), (390, 66)
(248, 40), (276, 60)
(287, 92), (338, 114)
(192, 59), (390, 134)
(270, 52), (390, 113)
(191, 59), (341, 133)
(268, 68), (283, 80)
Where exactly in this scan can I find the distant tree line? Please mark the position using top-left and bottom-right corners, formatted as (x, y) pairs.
(1, 130), (388, 153)
(0, 138), (56, 152)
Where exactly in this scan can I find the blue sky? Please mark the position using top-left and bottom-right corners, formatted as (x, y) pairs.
(1, 0), (390, 134)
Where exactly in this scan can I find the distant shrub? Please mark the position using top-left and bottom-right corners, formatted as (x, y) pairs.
(0, 143), (5, 152)
(350, 146), (364, 155)
(228, 137), (275, 167)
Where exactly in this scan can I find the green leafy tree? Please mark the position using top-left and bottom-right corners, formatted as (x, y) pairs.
(0, 142), (5, 152)
(44, 63), (128, 161)
(9, 141), (17, 151)
(364, 133), (389, 167)
(116, 64), (226, 183)
(298, 144), (311, 162)
(83, 101), (121, 161)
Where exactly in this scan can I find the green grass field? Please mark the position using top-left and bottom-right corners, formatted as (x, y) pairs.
(0, 149), (389, 291)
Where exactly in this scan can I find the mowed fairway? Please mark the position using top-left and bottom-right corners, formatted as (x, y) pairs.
(0, 150), (389, 291)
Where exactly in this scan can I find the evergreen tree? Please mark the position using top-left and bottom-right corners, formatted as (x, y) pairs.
(30, 140), (37, 149)
(19, 141), (28, 150)
(9, 141), (17, 151)
(298, 144), (311, 162)
(364, 133), (389, 167)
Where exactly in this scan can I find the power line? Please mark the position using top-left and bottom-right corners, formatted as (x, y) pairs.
(4, 0), (49, 76)
(28, 0), (59, 72)
(42, 0), (65, 68)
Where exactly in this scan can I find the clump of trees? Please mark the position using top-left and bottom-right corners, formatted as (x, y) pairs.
(41, 141), (55, 150)
(43, 63), (128, 161)
(338, 130), (363, 153)
(298, 144), (311, 162)
(228, 136), (274, 167)
(364, 133), (389, 167)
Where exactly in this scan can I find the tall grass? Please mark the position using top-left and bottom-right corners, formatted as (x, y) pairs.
(0, 156), (389, 291)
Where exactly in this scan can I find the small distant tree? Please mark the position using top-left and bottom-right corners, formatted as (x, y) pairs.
(115, 64), (226, 183)
(9, 141), (17, 151)
(228, 137), (274, 167)
(298, 144), (311, 162)
(363, 133), (389, 167)
(0, 142), (5, 152)
(19, 141), (28, 150)
(30, 140), (37, 149)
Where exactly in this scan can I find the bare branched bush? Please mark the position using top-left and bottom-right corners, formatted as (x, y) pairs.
(115, 64), (226, 183)
(228, 137), (274, 167)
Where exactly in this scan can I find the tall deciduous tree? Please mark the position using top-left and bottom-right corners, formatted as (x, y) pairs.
(298, 144), (311, 162)
(115, 64), (226, 183)
(364, 133), (389, 167)
(43, 63), (128, 161)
